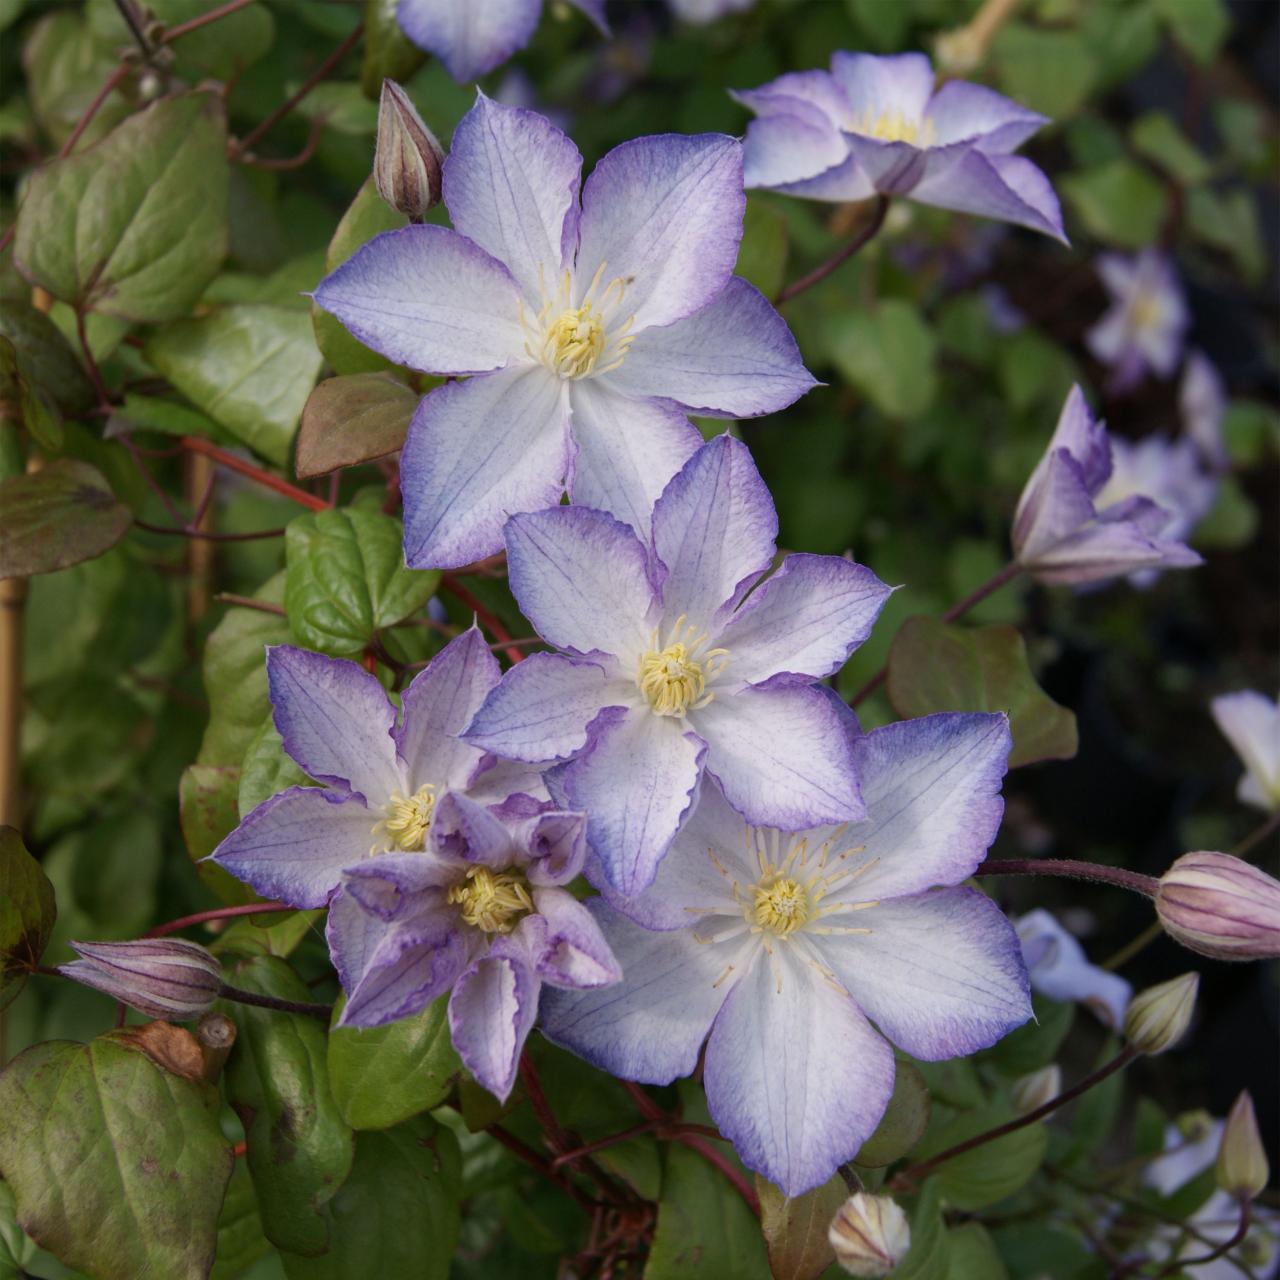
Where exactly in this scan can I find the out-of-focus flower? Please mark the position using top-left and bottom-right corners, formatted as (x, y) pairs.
(1218, 1091), (1269, 1200)
(1148, 1190), (1280, 1280)
(1015, 908), (1132, 1029)
(59, 939), (221, 1021)
(1012, 1064), (1062, 1115)
(1086, 250), (1188, 392)
(1157, 851), (1280, 961)
(1180, 350), (1229, 471)
(1125, 972), (1198, 1055)
(374, 80), (444, 219)
(396, 0), (607, 83)
(1211, 690), (1280, 812)
(464, 434), (890, 897)
(669, 0), (754, 22)
(1012, 385), (1203, 586)
(314, 95), (815, 569)
(542, 713), (1031, 1195)
(734, 52), (1065, 240)
(981, 282), (1026, 333)
(1146, 1111), (1222, 1195)
(829, 1192), (912, 1277)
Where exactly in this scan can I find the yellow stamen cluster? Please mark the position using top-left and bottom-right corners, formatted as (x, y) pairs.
(751, 876), (811, 935)
(522, 262), (635, 380)
(542, 306), (607, 378)
(636, 616), (729, 718)
(447, 866), (534, 934)
(852, 109), (936, 147)
(370, 784), (436, 853)
(1129, 290), (1164, 333)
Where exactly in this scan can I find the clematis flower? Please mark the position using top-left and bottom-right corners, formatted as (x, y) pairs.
(1012, 385), (1203, 586)
(1180, 350), (1229, 472)
(1211, 690), (1280, 812)
(733, 52), (1065, 241)
(1015, 908), (1132, 1030)
(669, 0), (755, 22)
(463, 434), (891, 896)
(313, 94), (815, 569)
(396, 0), (607, 84)
(1086, 250), (1188, 393)
(540, 713), (1031, 1196)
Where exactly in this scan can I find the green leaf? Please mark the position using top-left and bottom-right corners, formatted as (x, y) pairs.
(0, 1035), (234, 1280)
(0, 301), (93, 413)
(223, 955), (355, 1257)
(15, 93), (229, 321)
(0, 337), (62, 452)
(0, 826), (55, 1012)
(1130, 113), (1212, 185)
(894, 1180), (950, 1280)
(1069, 1038), (1124, 1157)
(994, 27), (1097, 119)
(328, 993), (461, 1130)
(736, 198), (789, 300)
(295, 373), (420, 479)
(112, 392), (230, 444)
(828, 299), (937, 419)
(1154, 0), (1230, 64)
(997, 331), (1077, 415)
(946, 1223), (1008, 1280)
(856, 1060), (931, 1167)
(211, 1161), (272, 1280)
(985, 996), (1075, 1077)
(921, 1110), (1048, 1211)
(361, 0), (427, 97)
(1061, 160), (1167, 249)
(1187, 188), (1266, 282)
(313, 178), (408, 375)
(285, 507), (440, 657)
(1193, 474), (1257, 550)
(887, 618), (1078, 768)
(646, 1140), (771, 1280)
(179, 762), (263, 905)
(144, 304), (323, 466)
(0, 459), (131, 578)
(280, 1115), (460, 1280)
(757, 1172), (845, 1280)
(239, 715), (312, 817)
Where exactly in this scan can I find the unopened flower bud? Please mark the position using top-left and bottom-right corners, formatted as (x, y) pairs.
(1124, 972), (1198, 1055)
(59, 939), (222, 1020)
(1156, 851), (1280, 961)
(1011, 1064), (1062, 1116)
(1217, 1091), (1269, 1199)
(1177, 1108), (1216, 1144)
(828, 1192), (911, 1278)
(374, 79), (444, 219)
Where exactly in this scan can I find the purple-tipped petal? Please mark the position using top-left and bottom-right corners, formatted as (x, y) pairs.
(566, 380), (702, 540)
(1017, 909), (1132, 1030)
(565, 0), (609, 34)
(650, 434), (777, 627)
(341, 928), (471, 1028)
(575, 134), (745, 331)
(210, 787), (370, 908)
(343, 853), (456, 921)
(430, 790), (516, 867)
(698, 683), (864, 830)
(842, 132), (928, 195)
(926, 80), (1049, 153)
(601, 277), (817, 418)
(311, 225), (524, 373)
(520, 810), (589, 885)
(401, 365), (570, 570)
(266, 647), (401, 801)
(1023, 509), (1203, 586)
(327, 884), (385, 995)
(830, 52), (936, 126)
(443, 93), (582, 302)
(396, 0), (542, 82)
(530, 888), (622, 988)
(704, 947), (896, 1197)
(714, 552), (891, 683)
(740, 109), (852, 190)
(448, 952), (539, 1099)
(912, 149), (1067, 242)
(1012, 448), (1099, 566)
(820, 886), (1032, 1061)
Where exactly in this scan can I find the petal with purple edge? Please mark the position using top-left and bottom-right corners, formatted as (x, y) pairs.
(820, 885), (1032, 1061)
(530, 888), (621, 988)
(697, 683), (864, 830)
(327, 885), (384, 994)
(926, 80), (1049, 153)
(448, 952), (539, 1099)
(732, 70), (853, 129)
(311, 225), (525, 373)
(846, 714), (1010, 901)
(558, 705), (706, 896)
(769, 156), (877, 203)
(1013, 448), (1098, 566)
(210, 787), (371, 909)
(431, 790), (515, 867)
(912, 149), (1067, 243)
(504, 505), (656, 658)
(266, 646), (401, 800)
(714, 552), (891, 684)
(650, 434), (777, 628)
(703, 946), (896, 1197)
(401, 365), (570, 570)
(443, 93), (583, 303)
(575, 133), (745, 331)
(830, 52), (936, 126)
(396, 627), (501, 792)
(396, 0), (542, 83)
(343, 853), (456, 921)
(341, 928), (471, 1028)
(842, 133), (928, 195)
(601, 277), (817, 418)
(565, 0), (609, 34)
(539, 900), (730, 1082)
(520, 810), (588, 885)
(1023, 507), (1202, 587)
(566, 380), (702, 541)
(1017, 909), (1132, 1030)
(741, 110), (852, 190)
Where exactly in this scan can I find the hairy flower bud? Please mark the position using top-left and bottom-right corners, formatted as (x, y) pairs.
(374, 79), (444, 219)
(1011, 1064), (1062, 1116)
(1217, 1091), (1269, 1200)
(828, 1192), (911, 1278)
(1124, 972), (1198, 1055)
(1156, 851), (1280, 961)
(59, 939), (222, 1020)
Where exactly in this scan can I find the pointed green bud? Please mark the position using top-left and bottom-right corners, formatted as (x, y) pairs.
(1124, 971), (1199, 1055)
(1011, 1064), (1061, 1116)
(374, 79), (444, 219)
(828, 1192), (911, 1278)
(1217, 1090), (1269, 1199)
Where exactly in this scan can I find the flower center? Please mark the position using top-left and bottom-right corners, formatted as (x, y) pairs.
(636, 616), (729, 717)
(521, 262), (636, 380)
(851, 108), (935, 146)
(447, 866), (534, 934)
(751, 875), (811, 936)
(371, 784), (436, 853)
(543, 305), (607, 378)
(1130, 289), (1163, 332)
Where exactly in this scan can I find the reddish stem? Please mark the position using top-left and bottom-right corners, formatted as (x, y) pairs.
(488, 1124), (597, 1215)
(973, 857), (1159, 898)
(146, 901), (293, 937)
(774, 195), (890, 305)
(443, 576), (526, 666)
(180, 436), (328, 511)
(135, 520), (288, 543)
(60, 62), (130, 159)
(76, 310), (112, 411)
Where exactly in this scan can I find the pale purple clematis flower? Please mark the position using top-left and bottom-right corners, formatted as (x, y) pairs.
(396, 0), (607, 83)
(1180, 350), (1229, 471)
(1211, 690), (1280, 812)
(313, 94), (815, 569)
(1086, 250), (1188, 393)
(734, 52), (1065, 241)
(541, 713), (1031, 1196)
(669, 0), (754, 22)
(1014, 908), (1131, 1030)
(464, 434), (892, 896)
(1012, 385), (1203, 586)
